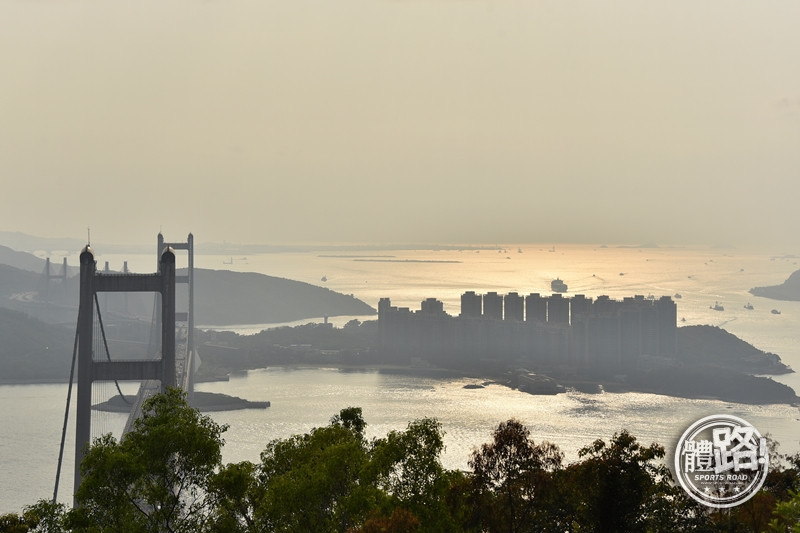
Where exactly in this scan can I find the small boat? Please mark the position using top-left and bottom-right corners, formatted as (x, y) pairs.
(710, 302), (724, 311)
(771, 309), (781, 315)
(744, 303), (754, 310)
(551, 278), (568, 293)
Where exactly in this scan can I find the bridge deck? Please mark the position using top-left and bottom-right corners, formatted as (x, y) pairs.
(122, 321), (193, 436)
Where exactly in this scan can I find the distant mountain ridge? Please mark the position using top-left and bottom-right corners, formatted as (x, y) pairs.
(0, 246), (376, 327)
(0, 244), (56, 273)
(0, 231), (87, 255)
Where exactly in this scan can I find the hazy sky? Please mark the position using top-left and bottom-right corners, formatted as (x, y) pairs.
(2, 1), (799, 248)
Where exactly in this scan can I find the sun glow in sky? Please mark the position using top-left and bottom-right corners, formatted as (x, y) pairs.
(2, 1), (799, 248)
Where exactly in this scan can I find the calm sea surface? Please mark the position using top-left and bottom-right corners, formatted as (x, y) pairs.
(3, 244), (800, 512)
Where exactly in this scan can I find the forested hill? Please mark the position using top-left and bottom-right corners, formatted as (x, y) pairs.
(750, 269), (800, 301)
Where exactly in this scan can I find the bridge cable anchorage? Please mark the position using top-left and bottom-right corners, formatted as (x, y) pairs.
(53, 321), (80, 504)
(94, 293), (130, 405)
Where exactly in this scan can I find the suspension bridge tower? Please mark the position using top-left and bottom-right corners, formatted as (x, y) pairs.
(72, 243), (177, 501)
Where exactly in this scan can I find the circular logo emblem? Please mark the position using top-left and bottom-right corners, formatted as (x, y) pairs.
(674, 414), (769, 508)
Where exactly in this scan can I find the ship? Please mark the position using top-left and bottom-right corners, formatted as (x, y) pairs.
(551, 278), (568, 293)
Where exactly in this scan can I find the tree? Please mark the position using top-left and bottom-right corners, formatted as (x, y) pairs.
(565, 430), (711, 533)
(68, 387), (227, 533)
(369, 418), (454, 531)
(248, 408), (459, 533)
(206, 461), (261, 533)
(350, 508), (420, 533)
(767, 489), (800, 532)
(253, 408), (378, 533)
(0, 513), (31, 533)
(21, 501), (68, 533)
(468, 419), (564, 533)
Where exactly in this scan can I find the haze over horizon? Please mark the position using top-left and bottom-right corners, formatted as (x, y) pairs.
(2, 1), (799, 250)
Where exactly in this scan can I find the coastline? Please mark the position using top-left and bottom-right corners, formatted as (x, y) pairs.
(4, 359), (797, 406)
(213, 363), (800, 406)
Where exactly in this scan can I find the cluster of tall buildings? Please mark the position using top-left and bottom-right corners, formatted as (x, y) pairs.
(378, 291), (677, 374)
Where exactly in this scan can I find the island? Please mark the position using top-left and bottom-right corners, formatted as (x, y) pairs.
(193, 321), (797, 405)
(750, 269), (800, 301)
(93, 391), (269, 412)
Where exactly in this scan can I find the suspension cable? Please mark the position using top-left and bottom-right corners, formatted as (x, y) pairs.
(53, 321), (79, 504)
(94, 293), (130, 404)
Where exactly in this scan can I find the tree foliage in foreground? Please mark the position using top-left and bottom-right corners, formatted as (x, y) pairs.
(69, 387), (227, 532)
(8, 389), (800, 532)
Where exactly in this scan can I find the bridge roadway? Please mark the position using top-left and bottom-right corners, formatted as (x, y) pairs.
(121, 233), (195, 437)
(121, 321), (194, 436)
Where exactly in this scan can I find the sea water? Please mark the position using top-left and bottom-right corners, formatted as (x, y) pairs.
(3, 244), (800, 512)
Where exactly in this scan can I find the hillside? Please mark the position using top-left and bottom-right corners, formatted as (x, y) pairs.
(0, 263), (42, 299)
(676, 324), (791, 374)
(620, 325), (797, 404)
(188, 268), (375, 326)
(0, 244), (51, 273)
(0, 307), (74, 382)
(627, 365), (798, 404)
(0, 248), (376, 327)
(750, 269), (800, 301)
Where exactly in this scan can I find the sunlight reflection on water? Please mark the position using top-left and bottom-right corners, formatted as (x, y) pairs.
(198, 367), (800, 473)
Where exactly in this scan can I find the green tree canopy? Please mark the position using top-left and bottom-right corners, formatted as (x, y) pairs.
(69, 388), (227, 533)
(8, 394), (790, 533)
(468, 419), (564, 533)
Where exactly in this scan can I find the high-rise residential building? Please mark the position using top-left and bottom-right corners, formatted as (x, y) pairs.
(483, 292), (503, 320)
(504, 292), (524, 321)
(460, 291), (482, 317)
(420, 297), (446, 316)
(547, 294), (569, 325)
(526, 293), (547, 322)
